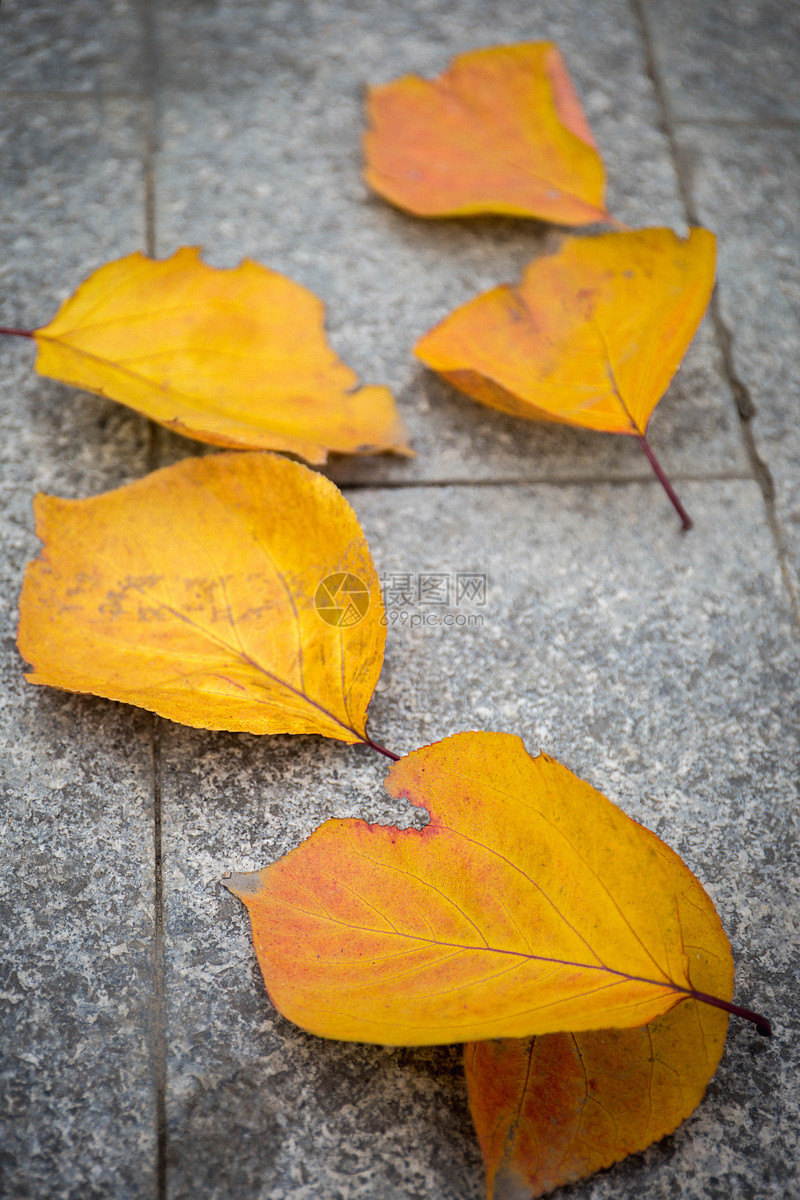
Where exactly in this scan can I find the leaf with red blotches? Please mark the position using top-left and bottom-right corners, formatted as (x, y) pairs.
(363, 42), (612, 225)
(464, 840), (733, 1198)
(224, 731), (736, 1045)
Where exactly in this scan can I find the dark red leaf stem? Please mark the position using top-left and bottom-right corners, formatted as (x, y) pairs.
(0, 326), (34, 339)
(637, 433), (693, 531)
(363, 735), (401, 762)
(683, 988), (772, 1036)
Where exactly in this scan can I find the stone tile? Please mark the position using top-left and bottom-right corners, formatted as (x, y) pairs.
(154, 0), (690, 239)
(0, 97), (153, 496)
(0, 0), (146, 94)
(153, 0), (746, 484)
(0, 692), (157, 1200)
(643, 0), (800, 122)
(0, 100), (157, 1197)
(159, 480), (798, 1199)
(0, 97), (149, 330)
(323, 296), (743, 490)
(674, 123), (800, 600)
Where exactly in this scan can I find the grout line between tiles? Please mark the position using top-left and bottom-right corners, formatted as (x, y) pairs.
(336, 470), (753, 491)
(141, 2), (168, 1197)
(672, 116), (800, 130)
(0, 91), (795, 131)
(0, 88), (145, 99)
(150, 715), (168, 1200)
(141, 0), (159, 260)
(631, 0), (800, 629)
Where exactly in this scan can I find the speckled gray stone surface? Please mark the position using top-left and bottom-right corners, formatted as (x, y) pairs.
(0, 99), (157, 1200)
(642, 0), (800, 121)
(670, 122), (800, 606)
(0, 1), (147, 94)
(3, 2), (799, 1198)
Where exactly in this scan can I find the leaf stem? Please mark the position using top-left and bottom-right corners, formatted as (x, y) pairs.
(0, 326), (34, 339)
(684, 988), (772, 1037)
(637, 433), (693, 531)
(363, 735), (401, 762)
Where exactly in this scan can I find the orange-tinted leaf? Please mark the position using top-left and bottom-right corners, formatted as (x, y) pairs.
(415, 227), (716, 436)
(364, 43), (611, 225)
(465, 847), (733, 1198)
(17, 452), (385, 742)
(225, 732), (732, 1045)
(32, 247), (411, 463)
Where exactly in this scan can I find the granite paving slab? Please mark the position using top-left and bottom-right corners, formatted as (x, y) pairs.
(0, 98), (157, 1199)
(0, 97), (149, 332)
(671, 122), (800, 606)
(0, 0), (147, 95)
(0, 94), (154, 497)
(641, 0), (800, 122)
(159, 480), (798, 1200)
(0, 691), (157, 1200)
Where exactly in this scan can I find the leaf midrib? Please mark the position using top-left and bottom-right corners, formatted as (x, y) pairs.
(272, 889), (690, 1002)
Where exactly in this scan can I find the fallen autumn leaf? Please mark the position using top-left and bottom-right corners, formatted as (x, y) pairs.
(415, 226), (717, 528)
(17, 451), (387, 743)
(364, 42), (612, 225)
(20, 246), (412, 463)
(223, 731), (764, 1044)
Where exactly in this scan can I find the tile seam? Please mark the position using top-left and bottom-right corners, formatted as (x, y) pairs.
(141, 2), (168, 1197)
(672, 116), (800, 130)
(0, 89), (146, 99)
(630, 0), (800, 628)
(150, 715), (168, 1200)
(336, 471), (753, 491)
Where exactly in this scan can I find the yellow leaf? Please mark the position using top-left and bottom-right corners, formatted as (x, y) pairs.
(465, 844), (733, 1197)
(364, 42), (611, 225)
(33, 247), (411, 463)
(415, 227), (717, 436)
(17, 452), (385, 742)
(225, 732), (733, 1044)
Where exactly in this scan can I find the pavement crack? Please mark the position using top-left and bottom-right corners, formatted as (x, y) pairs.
(150, 715), (168, 1200)
(630, 0), (800, 630)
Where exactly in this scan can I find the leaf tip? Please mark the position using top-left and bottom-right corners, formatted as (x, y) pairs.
(221, 869), (263, 901)
(492, 1167), (535, 1200)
